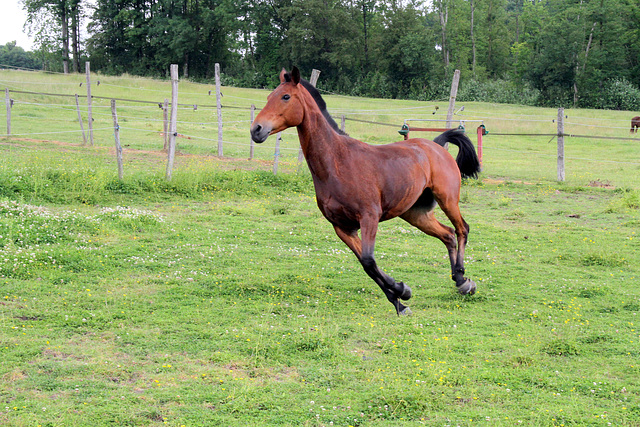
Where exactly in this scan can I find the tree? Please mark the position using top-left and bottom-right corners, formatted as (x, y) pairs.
(479, 0), (510, 78)
(470, 0), (476, 76)
(432, 0), (453, 69)
(374, 1), (441, 99)
(279, 0), (358, 82)
(572, 0), (633, 108)
(88, 0), (235, 78)
(29, 0), (640, 109)
(354, 0), (378, 72)
(69, 0), (83, 72)
(23, 0), (84, 73)
(0, 42), (41, 69)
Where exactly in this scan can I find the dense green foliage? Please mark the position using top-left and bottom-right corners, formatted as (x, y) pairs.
(0, 43), (41, 70)
(14, 0), (640, 110)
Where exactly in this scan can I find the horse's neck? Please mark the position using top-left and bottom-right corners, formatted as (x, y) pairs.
(296, 99), (345, 181)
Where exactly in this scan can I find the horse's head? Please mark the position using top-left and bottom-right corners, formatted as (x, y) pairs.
(251, 67), (305, 143)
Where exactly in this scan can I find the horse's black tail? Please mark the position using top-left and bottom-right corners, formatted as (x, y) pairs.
(433, 129), (481, 179)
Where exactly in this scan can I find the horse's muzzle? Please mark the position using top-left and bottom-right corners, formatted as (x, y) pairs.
(250, 123), (271, 144)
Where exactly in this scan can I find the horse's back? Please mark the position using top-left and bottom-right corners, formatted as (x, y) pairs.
(401, 137), (463, 196)
(401, 138), (461, 173)
(372, 137), (462, 203)
(355, 137), (461, 184)
(363, 137), (451, 162)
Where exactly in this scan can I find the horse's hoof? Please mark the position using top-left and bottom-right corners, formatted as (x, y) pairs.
(457, 279), (476, 295)
(398, 282), (412, 300)
(399, 306), (412, 316)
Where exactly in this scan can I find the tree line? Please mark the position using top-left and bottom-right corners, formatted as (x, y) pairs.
(11, 0), (640, 110)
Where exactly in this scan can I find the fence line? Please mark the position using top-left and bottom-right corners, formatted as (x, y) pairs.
(487, 146), (640, 165)
(344, 117), (398, 128)
(11, 84), (638, 127)
(5, 92), (640, 145)
(4, 67), (639, 123)
(565, 122), (636, 131)
(5, 125), (635, 165)
(3, 97), (639, 149)
(3, 66), (640, 183)
(2, 127), (114, 137)
(562, 133), (640, 142)
(0, 76), (266, 104)
(0, 86), (568, 122)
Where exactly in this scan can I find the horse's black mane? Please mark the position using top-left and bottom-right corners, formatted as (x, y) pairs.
(299, 79), (348, 136)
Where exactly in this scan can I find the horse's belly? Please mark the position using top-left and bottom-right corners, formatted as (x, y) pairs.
(317, 196), (361, 229)
(314, 173), (427, 227)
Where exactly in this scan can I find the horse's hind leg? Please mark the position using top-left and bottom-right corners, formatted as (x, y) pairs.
(438, 202), (476, 295)
(333, 223), (412, 315)
(401, 206), (476, 295)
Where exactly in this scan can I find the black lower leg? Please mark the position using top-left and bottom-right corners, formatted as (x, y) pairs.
(453, 266), (466, 286)
(375, 281), (408, 315)
(362, 255), (411, 301)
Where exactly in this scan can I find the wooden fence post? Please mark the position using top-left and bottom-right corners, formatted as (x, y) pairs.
(444, 70), (461, 150)
(85, 62), (94, 146)
(163, 98), (169, 151)
(110, 99), (124, 180)
(75, 94), (87, 145)
(446, 70), (461, 129)
(249, 104), (255, 160)
(166, 64), (179, 181)
(310, 69), (321, 87)
(215, 63), (223, 156)
(341, 115), (346, 133)
(273, 133), (282, 175)
(5, 88), (10, 136)
(557, 107), (565, 182)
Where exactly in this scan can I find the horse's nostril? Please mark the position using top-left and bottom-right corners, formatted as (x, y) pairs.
(251, 123), (268, 143)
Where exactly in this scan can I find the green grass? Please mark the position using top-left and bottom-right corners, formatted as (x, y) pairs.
(0, 70), (639, 426)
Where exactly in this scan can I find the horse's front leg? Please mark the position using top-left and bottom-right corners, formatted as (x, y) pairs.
(333, 222), (412, 316)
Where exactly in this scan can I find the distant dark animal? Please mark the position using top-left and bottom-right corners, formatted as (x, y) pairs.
(250, 67), (481, 315)
(631, 116), (640, 133)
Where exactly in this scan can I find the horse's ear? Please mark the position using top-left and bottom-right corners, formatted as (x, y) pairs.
(280, 68), (290, 83)
(291, 67), (301, 85)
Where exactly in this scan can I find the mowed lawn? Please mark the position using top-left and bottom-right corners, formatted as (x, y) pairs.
(1, 70), (640, 426)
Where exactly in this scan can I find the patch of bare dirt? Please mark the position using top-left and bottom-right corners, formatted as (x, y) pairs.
(587, 180), (615, 189)
(1, 137), (280, 172)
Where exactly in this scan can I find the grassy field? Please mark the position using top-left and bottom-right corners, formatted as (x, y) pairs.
(1, 70), (640, 426)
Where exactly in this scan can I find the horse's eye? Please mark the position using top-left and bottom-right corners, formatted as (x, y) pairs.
(282, 94), (291, 101)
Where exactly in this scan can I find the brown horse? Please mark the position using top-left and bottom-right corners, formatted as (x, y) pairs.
(251, 67), (481, 315)
(631, 116), (640, 133)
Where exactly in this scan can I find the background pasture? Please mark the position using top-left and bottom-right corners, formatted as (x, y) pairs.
(0, 70), (639, 426)
(2, 68), (640, 188)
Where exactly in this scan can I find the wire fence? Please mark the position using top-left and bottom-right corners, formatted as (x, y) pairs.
(1, 66), (640, 188)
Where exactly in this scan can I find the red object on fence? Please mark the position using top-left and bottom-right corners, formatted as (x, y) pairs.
(409, 127), (451, 133)
(401, 127), (452, 140)
(400, 124), (485, 170)
(476, 125), (485, 167)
